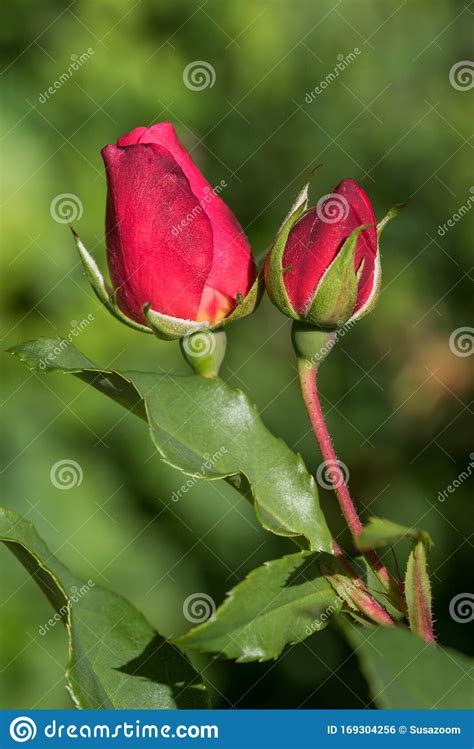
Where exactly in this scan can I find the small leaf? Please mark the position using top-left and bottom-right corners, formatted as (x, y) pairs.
(0, 508), (209, 709)
(357, 516), (433, 551)
(9, 339), (332, 552)
(405, 540), (435, 643)
(175, 551), (342, 662)
(343, 621), (473, 709)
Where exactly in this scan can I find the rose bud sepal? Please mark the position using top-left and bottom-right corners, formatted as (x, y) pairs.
(377, 202), (406, 237)
(265, 172), (317, 320)
(143, 304), (212, 341)
(219, 267), (265, 327)
(143, 265), (264, 342)
(71, 228), (151, 334)
(305, 224), (373, 329)
(348, 202), (405, 324)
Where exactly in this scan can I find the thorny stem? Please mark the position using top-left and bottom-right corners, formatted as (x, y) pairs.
(298, 359), (393, 592)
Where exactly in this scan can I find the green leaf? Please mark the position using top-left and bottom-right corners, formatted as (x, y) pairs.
(405, 540), (434, 642)
(175, 551), (342, 662)
(0, 508), (209, 709)
(9, 339), (332, 552)
(344, 621), (474, 709)
(357, 516), (433, 551)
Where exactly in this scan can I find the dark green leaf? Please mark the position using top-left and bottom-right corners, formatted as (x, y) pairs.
(175, 551), (342, 662)
(344, 621), (473, 709)
(0, 508), (209, 709)
(9, 339), (332, 551)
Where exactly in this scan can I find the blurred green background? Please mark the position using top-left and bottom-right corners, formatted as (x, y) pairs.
(1, 0), (472, 709)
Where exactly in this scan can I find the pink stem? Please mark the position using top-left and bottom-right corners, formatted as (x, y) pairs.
(298, 360), (391, 590)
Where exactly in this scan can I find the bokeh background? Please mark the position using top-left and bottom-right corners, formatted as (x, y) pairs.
(1, 0), (473, 709)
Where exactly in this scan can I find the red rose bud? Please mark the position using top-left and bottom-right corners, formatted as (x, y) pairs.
(266, 176), (402, 331)
(73, 123), (261, 340)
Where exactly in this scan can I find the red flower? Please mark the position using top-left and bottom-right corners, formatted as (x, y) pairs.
(265, 178), (389, 329)
(102, 123), (256, 328)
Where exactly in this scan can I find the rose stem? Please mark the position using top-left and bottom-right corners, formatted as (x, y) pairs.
(298, 359), (392, 591)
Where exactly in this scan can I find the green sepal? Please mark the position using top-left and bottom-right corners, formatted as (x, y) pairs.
(266, 171), (318, 319)
(377, 202), (406, 237)
(71, 228), (152, 334)
(348, 203), (404, 324)
(305, 225), (371, 329)
(405, 539), (435, 642)
(143, 305), (210, 341)
(220, 265), (265, 327)
(349, 250), (381, 323)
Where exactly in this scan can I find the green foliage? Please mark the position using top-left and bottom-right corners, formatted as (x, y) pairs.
(345, 622), (474, 709)
(175, 551), (341, 661)
(0, 508), (209, 709)
(9, 338), (332, 551)
(2, 0), (472, 709)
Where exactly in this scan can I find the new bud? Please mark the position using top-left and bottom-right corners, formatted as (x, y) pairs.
(266, 176), (402, 331)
